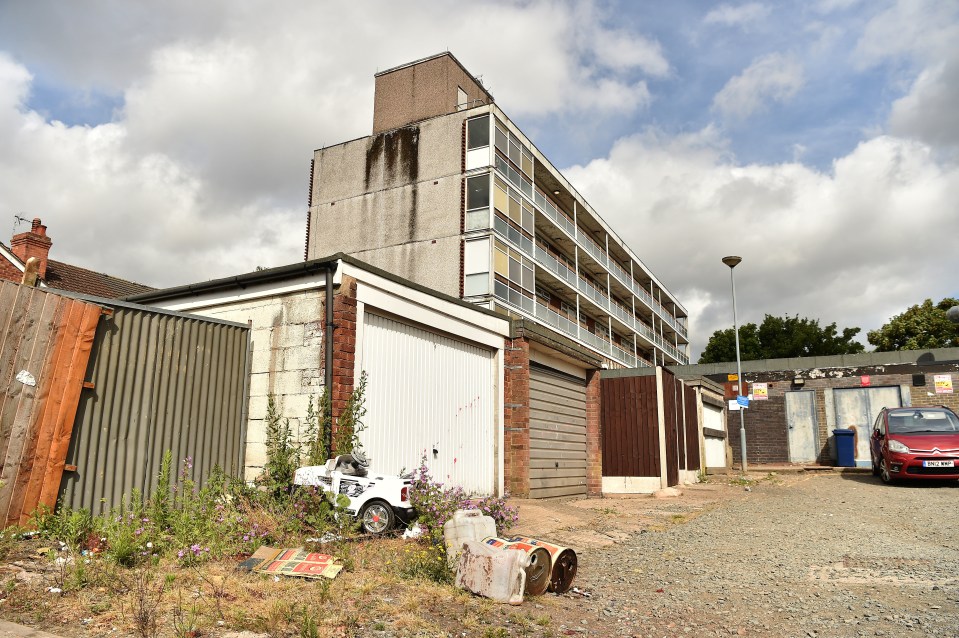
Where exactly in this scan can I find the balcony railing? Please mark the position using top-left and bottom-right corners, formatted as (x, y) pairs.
(533, 189), (577, 239)
(577, 277), (609, 310)
(493, 215), (534, 257)
(576, 229), (608, 267)
(534, 245), (577, 288)
(611, 343), (641, 368)
(609, 302), (634, 330)
(533, 302), (579, 341)
(493, 280), (534, 314)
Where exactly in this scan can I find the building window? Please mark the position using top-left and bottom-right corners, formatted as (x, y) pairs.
(467, 115), (490, 149)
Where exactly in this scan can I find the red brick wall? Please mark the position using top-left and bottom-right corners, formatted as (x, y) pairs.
(330, 275), (358, 445)
(585, 369), (602, 496)
(719, 366), (959, 466)
(503, 337), (530, 497)
(0, 254), (22, 283)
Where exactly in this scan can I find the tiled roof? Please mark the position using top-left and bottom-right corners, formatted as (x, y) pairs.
(43, 259), (155, 298)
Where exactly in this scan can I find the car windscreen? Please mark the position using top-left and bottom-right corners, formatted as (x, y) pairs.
(887, 410), (959, 434)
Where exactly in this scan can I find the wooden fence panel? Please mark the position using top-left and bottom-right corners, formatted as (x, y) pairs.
(684, 385), (701, 471)
(601, 375), (660, 477)
(0, 281), (101, 525)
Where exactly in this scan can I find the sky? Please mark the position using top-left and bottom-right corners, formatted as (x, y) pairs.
(0, 0), (957, 361)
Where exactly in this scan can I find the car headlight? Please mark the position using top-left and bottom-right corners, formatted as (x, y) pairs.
(888, 439), (910, 453)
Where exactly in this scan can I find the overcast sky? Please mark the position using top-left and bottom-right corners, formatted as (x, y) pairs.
(1, 0), (957, 360)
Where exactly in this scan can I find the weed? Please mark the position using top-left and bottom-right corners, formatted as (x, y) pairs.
(372, 620), (386, 631)
(120, 569), (164, 638)
(483, 628), (509, 638)
(398, 541), (452, 584)
(171, 588), (201, 638)
(333, 370), (369, 455)
(298, 608), (320, 638)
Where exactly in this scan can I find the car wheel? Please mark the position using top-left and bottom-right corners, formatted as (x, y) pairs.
(359, 500), (395, 534)
(879, 459), (894, 485)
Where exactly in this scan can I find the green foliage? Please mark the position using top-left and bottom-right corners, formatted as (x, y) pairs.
(398, 542), (452, 584)
(867, 297), (959, 351)
(32, 505), (94, 549)
(260, 394), (300, 496)
(698, 314), (865, 363)
(333, 371), (368, 456)
(301, 389), (332, 466)
(407, 457), (518, 543)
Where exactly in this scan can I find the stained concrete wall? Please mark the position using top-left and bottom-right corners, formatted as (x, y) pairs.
(175, 291), (325, 481)
(308, 110), (473, 299)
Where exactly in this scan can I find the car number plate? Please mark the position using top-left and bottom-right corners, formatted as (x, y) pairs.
(923, 460), (955, 467)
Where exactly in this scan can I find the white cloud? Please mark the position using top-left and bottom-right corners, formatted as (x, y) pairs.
(712, 53), (804, 120)
(703, 3), (771, 28)
(0, 1), (671, 289)
(566, 129), (959, 358)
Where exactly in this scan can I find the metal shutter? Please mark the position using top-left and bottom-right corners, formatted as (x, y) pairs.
(529, 364), (587, 498)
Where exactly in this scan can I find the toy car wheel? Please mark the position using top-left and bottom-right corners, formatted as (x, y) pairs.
(359, 500), (395, 534)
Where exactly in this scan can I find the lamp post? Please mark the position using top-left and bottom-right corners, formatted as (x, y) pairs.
(722, 256), (748, 473)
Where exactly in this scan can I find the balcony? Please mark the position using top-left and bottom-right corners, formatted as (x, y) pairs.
(534, 245), (577, 289)
(577, 277), (609, 311)
(576, 229), (608, 268)
(492, 215), (534, 257)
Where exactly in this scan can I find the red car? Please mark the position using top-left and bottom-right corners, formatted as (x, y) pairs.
(870, 406), (959, 483)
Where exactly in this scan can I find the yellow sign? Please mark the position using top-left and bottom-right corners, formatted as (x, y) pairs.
(727, 374), (738, 381)
(934, 374), (953, 394)
(752, 382), (768, 400)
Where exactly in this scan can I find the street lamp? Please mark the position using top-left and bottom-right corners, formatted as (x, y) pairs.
(722, 255), (748, 473)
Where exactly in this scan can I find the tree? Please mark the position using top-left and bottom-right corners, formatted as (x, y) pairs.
(867, 297), (959, 352)
(698, 314), (865, 364)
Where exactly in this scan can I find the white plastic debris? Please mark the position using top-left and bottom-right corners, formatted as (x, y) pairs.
(455, 540), (528, 605)
(402, 523), (424, 539)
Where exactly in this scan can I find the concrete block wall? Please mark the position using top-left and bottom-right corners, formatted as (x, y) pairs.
(182, 290), (325, 481)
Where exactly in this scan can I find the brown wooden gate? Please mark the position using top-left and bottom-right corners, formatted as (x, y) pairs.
(601, 368), (703, 488)
(601, 374), (659, 477)
(0, 282), (102, 525)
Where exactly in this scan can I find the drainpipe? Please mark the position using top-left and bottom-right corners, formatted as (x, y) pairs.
(325, 265), (335, 458)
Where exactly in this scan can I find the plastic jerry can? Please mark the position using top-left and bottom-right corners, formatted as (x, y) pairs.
(443, 509), (496, 565)
(455, 540), (528, 605)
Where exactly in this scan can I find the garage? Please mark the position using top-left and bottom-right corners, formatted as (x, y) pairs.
(832, 386), (902, 464)
(529, 363), (587, 498)
(358, 311), (496, 495)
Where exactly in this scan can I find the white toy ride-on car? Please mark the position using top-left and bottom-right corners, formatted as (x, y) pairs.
(292, 449), (415, 534)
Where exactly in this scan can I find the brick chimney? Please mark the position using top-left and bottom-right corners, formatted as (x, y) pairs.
(11, 218), (53, 279)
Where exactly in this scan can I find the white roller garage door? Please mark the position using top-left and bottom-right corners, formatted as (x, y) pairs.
(358, 312), (496, 495)
(530, 364), (587, 499)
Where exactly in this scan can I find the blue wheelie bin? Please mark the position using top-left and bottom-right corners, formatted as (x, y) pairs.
(833, 428), (856, 467)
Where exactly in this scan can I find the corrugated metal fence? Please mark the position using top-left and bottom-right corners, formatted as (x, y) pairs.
(0, 282), (102, 525)
(61, 299), (251, 514)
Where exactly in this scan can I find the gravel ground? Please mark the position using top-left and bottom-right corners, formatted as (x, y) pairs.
(540, 472), (959, 637)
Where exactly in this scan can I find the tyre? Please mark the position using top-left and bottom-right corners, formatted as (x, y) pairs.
(358, 500), (395, 534)
(879, 459), (894, 485)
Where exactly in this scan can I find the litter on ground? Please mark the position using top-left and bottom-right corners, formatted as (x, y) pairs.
(237, 546), (343, 580)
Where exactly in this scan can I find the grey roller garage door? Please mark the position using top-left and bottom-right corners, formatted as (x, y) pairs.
(530, 364), (587, 499)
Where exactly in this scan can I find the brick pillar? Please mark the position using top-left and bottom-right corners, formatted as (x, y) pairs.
(330, 275), (358, 448)
(585, 368), (603, 496)
(503, 337), (531, 497)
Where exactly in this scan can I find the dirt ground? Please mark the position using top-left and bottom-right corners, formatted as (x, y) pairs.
(4, 469), (957, 637)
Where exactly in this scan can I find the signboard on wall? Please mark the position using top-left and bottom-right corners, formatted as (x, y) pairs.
(934, 374), (954, 394)
(861, 375), (871, 387)
(752, 382), (768, 400)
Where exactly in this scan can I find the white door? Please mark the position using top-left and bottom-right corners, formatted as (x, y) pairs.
(359, 312), (496, 494)
(833, 386), (902, 463)
(702, 403), (726, 468)
(785, 391), (819, 463)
